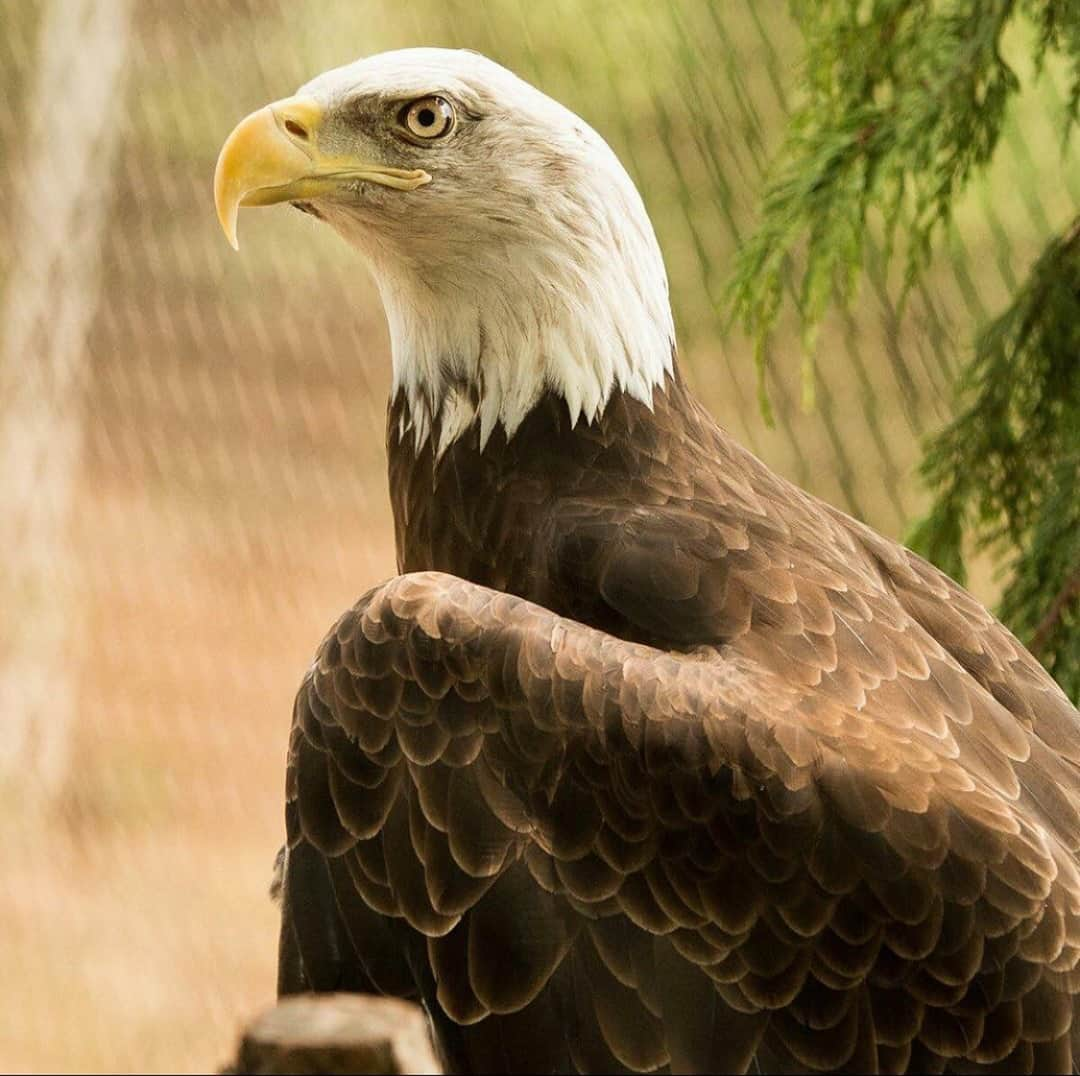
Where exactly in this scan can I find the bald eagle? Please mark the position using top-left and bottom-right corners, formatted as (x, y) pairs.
(215, 49), (1080, 1074)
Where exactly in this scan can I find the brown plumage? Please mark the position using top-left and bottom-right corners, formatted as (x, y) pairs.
(211, 46), (1080, 1075)
(279, 373), (1080, 1074)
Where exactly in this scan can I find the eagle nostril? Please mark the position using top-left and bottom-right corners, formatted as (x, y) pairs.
(284, 118), (308, 140)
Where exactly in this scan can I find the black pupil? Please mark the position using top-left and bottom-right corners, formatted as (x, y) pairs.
(418, 107), (436, 128)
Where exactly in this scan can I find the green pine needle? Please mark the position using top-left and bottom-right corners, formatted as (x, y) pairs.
(728, 0), (1080, 698)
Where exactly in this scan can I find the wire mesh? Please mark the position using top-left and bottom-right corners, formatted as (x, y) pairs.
(0, 1), (1074, 1070)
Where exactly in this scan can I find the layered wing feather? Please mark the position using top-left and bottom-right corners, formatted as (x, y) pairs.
(283, 570), (1080, 1074)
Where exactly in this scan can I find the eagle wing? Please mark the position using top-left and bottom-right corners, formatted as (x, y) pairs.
(281, 570), (1080, 1074)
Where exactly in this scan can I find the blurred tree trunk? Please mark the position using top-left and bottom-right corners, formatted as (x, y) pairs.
(0, 0), (133, 804)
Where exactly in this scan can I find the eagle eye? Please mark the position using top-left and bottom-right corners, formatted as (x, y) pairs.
(401, 96), (455, 140)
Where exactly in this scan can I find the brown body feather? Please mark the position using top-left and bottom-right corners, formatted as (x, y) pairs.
(279, 369), (1080, 1074)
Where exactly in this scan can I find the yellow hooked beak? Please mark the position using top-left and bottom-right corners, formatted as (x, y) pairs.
(214, 96), (431, 250)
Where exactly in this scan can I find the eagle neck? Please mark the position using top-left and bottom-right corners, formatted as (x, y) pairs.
(386, 369), (696, 591)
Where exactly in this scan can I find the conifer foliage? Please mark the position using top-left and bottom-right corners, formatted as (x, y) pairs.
(729, 0), (1080, 699)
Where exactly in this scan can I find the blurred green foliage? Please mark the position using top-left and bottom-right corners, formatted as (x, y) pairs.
(728, 0), (1079, 698)
(910, 220), (1080, 697)
(728, 0), (1079, 365)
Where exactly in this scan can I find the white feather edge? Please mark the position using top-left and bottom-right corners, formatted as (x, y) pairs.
(382, 158), (675, 457)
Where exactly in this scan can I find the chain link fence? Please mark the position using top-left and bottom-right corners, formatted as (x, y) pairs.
(1, 1), (1075, 1070)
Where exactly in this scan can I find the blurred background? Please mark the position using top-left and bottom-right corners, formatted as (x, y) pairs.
(1, 1), (1076, 1071)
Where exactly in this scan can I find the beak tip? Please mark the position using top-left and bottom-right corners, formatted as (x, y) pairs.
(216, 206), (240, 251)
(214, 179), (241, 250)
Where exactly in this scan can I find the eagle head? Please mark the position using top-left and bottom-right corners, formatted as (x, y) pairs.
(215, 48), (674, 451)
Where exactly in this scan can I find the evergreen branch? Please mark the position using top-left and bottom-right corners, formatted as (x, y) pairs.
(1030, 568), (1080, 657)
(908, 213), (1080, 699)
(727, 0), (1079, 379)
(1024, 0), (1080, 132)
(727, 1), (1080, 694)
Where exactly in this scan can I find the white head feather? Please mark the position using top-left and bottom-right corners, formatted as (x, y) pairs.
(297, 48), (675, 454)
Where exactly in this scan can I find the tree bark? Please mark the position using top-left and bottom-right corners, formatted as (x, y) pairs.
(0, 0), (133, 802)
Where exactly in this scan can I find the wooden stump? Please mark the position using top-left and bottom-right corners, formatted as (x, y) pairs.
(226, 994), (442, 1074)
